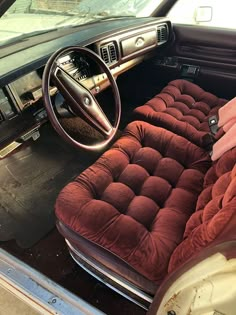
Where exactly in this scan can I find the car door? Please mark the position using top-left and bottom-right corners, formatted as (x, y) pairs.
(169, 24), (236, 99)
(154, 0), (236, 99)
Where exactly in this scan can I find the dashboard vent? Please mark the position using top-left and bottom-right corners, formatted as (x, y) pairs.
(157, 24), (168, 45)
(100, 42), (118, 65)
(101, 46), (109, 64)
(108, 43), (117, 63)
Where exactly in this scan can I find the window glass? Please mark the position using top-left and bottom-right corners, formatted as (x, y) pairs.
(0, 0), (164, 46)
(168, 0), (236, 29)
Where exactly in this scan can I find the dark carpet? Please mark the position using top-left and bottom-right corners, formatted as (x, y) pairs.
(0, 123), (100, 247)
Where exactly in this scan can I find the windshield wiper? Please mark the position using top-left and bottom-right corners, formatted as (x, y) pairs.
(55, 13), (135, 28)
(70, 14), (136, 27)
(86, 14), (136, 22)
(92, 14), (135, 19)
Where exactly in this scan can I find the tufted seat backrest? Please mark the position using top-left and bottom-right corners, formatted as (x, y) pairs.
(168, 147), (236, 273)
(134, 79), (227, 147)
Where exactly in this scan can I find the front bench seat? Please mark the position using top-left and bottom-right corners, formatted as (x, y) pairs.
(133, 79), (227, 147)
(55, 121), (212, 304)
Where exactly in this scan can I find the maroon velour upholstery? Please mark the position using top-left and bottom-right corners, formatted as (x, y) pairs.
(56, 121), (211, 283)
(134, 79), (227, 147)
(168, 147), (236, 273)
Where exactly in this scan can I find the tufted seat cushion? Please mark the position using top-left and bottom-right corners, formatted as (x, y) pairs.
(169, 147), (236, 273)
(134, 79), (227, 147)
(55, 121), (211, 283)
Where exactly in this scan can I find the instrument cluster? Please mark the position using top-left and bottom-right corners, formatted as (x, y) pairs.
(58, 54), (91, 82)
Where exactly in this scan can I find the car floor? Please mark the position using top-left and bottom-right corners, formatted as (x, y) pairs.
(0, 122), (102, 247)
(1, 228), (146, 315)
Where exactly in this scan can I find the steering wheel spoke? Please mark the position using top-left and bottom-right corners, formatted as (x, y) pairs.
(53, 66), (113, 137)
(42, 46), (121, 150)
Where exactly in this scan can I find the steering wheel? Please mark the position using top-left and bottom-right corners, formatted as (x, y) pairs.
(42, 46), (121, 151)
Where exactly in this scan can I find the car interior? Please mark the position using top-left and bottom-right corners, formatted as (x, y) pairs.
(0, 0), (236, 314)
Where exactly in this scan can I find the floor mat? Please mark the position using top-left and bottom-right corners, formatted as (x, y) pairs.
(0, 124), (100, 248)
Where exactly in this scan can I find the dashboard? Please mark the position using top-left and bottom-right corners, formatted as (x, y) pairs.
(0, 17), (171, 156)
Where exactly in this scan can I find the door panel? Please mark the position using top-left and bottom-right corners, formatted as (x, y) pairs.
(157, 24), (236, 99)
(173, 24), (236, 62)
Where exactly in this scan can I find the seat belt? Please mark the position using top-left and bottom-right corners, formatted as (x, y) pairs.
(208, 115), (219, 135)
(202, 115), (219, 151)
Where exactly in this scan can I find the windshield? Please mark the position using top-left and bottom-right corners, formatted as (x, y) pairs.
(0, 0), (164, 46)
